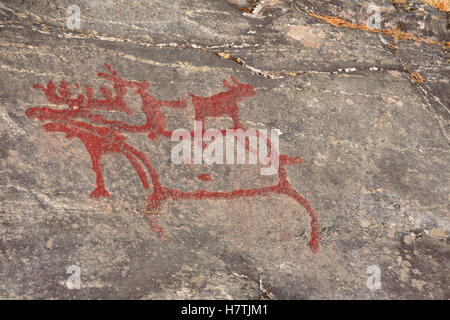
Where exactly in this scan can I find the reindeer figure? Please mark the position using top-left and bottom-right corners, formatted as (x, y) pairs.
(188, 76), (256, 130)
(26, 65), (321, 253)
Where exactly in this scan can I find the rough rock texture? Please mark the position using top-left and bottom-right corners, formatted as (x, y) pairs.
(0, 0), (448, 299)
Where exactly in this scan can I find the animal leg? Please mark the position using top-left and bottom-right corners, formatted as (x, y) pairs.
(87, 149), (111, 198)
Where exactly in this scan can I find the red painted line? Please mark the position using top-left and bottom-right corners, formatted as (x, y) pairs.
(198, 173), (214, 182)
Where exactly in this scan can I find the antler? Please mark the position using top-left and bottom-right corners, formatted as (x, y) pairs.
(222, 79), (233, 89)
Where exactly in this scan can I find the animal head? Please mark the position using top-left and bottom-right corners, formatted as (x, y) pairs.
(222, 76), (256, 98)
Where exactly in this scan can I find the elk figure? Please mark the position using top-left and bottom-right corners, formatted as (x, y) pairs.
(188, 76), (256, 130)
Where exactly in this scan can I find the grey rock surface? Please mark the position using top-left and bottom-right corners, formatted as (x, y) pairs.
(0, 0), (448, 299)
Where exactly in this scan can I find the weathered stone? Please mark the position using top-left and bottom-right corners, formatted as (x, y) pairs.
(0, 0), (448, 299)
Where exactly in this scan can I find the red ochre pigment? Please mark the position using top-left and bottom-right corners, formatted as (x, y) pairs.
(198, 174), (214, 182)
(26, 64), (321, 253)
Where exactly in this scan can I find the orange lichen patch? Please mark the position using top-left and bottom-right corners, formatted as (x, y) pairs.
(420, 0), (449, 12)
(409, 71), (425, 83)
(307, 11), (449, 51)
(398, 61), (426, 83)
(236, 6), (253, 13)
(386, 42), (398, 53)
